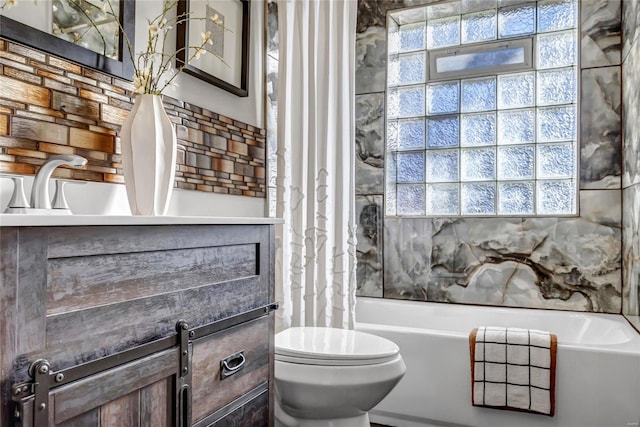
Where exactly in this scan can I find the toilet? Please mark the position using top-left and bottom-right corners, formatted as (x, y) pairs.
(274, 326), (406, 427)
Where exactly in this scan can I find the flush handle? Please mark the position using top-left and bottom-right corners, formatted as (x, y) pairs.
(220, 351), (245, 379)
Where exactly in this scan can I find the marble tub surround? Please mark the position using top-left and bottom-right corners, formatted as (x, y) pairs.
(580, 66), (622, 189)
(267, 1), (279, 59)
(383, 218), (434, 301)
(355, 26), (388, 95)
(623, 185), (640, 331)
(357, 0), (408, 33)
(622, 0), (639, 60)
(438, 190), (621, 312)
(622, 3), (640, 331)
(352, 0), (625, 314)
(356, 195), (384, 297)
(356, 93), (385, 194)
(383, 190), (622, 312)
(622, 28), (640, 188)
(0, 39), (266, 197)
(581, 0), (622, 68)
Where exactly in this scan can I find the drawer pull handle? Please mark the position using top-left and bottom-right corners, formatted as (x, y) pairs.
(221, 351), (246, 379)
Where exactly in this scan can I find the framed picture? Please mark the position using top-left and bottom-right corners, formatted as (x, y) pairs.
(177, 0), (250, 97)
(0, 0), (135, 80)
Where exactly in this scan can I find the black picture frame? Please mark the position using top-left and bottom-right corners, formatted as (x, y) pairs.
(176, 0), (250, 97)
(0, 0), (135, 81)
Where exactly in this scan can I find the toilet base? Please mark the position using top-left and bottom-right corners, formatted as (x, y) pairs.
(275, 398), (370, 427)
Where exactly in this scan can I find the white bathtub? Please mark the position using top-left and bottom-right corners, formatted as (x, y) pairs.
(356, 297), (640, 427)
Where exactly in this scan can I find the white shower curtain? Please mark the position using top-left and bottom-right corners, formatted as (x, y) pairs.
(275, 0), (358, 331)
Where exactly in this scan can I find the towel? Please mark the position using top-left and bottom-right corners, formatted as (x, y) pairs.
(469, 326), (557, 416)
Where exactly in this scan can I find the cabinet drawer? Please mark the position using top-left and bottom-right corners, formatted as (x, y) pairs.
(191, 316), (270, 423)
(208, 385), (269, 427)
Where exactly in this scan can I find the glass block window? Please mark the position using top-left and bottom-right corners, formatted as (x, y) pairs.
(386, 0), (578, 217)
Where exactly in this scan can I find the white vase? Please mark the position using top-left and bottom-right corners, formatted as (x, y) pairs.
(120, 94), (177, 216)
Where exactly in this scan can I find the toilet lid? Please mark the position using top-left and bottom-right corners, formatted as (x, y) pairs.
(275, 327), (399, 365)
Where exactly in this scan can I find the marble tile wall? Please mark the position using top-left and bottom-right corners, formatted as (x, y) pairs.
(622, 1), (640, 331)
(354, 0), (402, 296)
(580, 66), (622, 189)
(355, 0), (624, 313)
(356, 93), (385, 195)
(356, 195), (384, 297)
(385, 191), (621, 312)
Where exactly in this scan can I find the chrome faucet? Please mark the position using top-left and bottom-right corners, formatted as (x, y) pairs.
(30, 155), (87, 209)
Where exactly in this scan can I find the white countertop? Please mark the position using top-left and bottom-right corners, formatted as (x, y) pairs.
(0, 214), (284, 227)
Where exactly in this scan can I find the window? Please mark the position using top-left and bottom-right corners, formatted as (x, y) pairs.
(385, 0), (578, 216)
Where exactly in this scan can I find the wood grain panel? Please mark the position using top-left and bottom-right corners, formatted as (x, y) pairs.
(0, 114), (8, 135)
(191, 316), (270, 422)
(11, 116), (68, 145)
(268, 226), (276, 304)
(52, 349), (177, 424)
(20, 398), (35, 427)
(268, 312), (275, 426)
(46, 225), (267, 259)
(48, 57), (82, 74)
(39, 142), (76, 155)
(0, 75), (50, 107)
(194, 383), (269, 427)
(99, 391), (139, 427)
(16, 369), (173, 427)
(211, 389), (269, 427)
(0, 227), (18, 427)
(17, 277), (268, 379)
(4, 66), (42, 85)
(47, 243), (257, 314)
(56, 408), (99, 427)
(6, 147), (49, 159)
(69, 128), (115, 152)
(1, 224), (274, 426)
(16, 228), (47, 354)
(52, 92), (99, 119)
(7, 43), (46, 62)
(0, 161), (35, 174)
(101, 103), (129, 126)
(140, 378), (172, 427)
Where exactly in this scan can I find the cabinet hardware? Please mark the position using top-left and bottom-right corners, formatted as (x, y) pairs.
(31, 359), (50, 426)
(10, 302), (277, 426)
(221, 351), (246, 379)
(176, 320), (192, 427)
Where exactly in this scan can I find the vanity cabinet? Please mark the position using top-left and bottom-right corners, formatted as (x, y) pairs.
(0, 222), (276, 427)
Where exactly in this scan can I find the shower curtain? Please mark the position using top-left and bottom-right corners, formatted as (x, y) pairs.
(275, 0), (358, 331)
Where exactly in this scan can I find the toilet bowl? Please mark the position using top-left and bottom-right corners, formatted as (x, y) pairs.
(274, 327), (406, 427)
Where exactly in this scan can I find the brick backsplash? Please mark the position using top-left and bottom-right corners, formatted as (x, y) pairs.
(0, 39), (266, 197)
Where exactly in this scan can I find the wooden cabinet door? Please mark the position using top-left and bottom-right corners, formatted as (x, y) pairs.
(16, 349), (181, 427)
(3, 225), (276, 427)
(191, 316), (270, 426)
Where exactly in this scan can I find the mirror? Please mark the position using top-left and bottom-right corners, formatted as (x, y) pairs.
(0, 0), (135, 80)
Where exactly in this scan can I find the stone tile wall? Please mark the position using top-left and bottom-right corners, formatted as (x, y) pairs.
(0, 39), (266, 197)
(355, 0), (624, 313)
(622, 1), (640, 331)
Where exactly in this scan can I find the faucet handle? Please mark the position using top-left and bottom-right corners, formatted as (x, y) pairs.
(52, 179), (87, 212)
(1, 174), (30, 212)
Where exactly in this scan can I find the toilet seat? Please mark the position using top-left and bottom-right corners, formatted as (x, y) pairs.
(275, 327), (400, 366)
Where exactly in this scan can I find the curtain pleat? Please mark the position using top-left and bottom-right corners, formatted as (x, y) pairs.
(275, 0), (358, 331)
